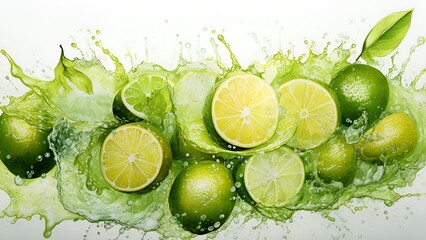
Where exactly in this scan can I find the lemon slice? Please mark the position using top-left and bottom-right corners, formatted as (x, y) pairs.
(277, 78), (339, 150)
(210, 74), (279, 148)
(244, 147), (305, 207)
(100, 122), (172, 192)
(121, 75), (172, 120)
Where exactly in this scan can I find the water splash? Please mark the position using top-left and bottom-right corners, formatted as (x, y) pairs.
(0, 30), (425, 239)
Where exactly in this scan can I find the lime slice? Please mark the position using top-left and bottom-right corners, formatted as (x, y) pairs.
(210, 74), (279, 148)
(100, 122), (172, 192)
(277, 78), (340, 150)
(244, 147), (305, 207)
(121, 75), (172, 122)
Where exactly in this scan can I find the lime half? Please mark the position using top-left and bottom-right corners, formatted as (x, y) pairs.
(210, 74), (279, 148)
(121, 75), (172, 122)
(277, 78), (340, 150)
(244, 147), (305, 207)
(100, 122), (172, 192)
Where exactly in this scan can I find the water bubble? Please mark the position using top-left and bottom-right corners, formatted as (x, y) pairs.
(184, 153), (190, 158)
(6, 154), (11, 160)
(207, 226), (214, 231)
(44, 152), (51, 158)
(417, 36), (425, 45)
(235, 182), (241, 188)
(127, 200), (133, 206)
(14, 175), (25, 186)
(169, 216), (178, 224)
(36, 155), (43, 161)
(230, 186), (236, 192)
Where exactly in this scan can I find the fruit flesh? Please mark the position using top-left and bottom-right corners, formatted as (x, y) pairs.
(210, 74), (279, 148)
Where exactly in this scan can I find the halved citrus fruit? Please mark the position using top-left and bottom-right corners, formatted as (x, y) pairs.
(210, 74), (279, 148)
(243, 147), (305, 207)
(100, 122), (172, 192)
(120, 75), (172, 121)
(277, 78), (340, 150)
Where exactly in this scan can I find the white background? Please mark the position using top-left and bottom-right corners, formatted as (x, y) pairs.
(1, 0), (426, 239)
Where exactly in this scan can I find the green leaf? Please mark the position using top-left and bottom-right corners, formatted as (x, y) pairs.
(55, 46), (94, 94)
(357, 9), (413, 62)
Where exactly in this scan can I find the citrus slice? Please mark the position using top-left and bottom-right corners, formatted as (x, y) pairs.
(243, 147), (305, 207)
(210, 74), (279, 148)
(121, 75), (172, 121)
(100, 122), (172, 192)
(277, 78), (340, 150)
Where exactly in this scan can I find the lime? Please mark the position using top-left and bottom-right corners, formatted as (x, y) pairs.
(120, 75), (172, 124)
(207, 74), (279, 148)
(243, 147), (305, 207)
(112, 91), (143, 123)
(233, 159), (256, 206)
(356, 112), (418, 162)
(169, 161), (236, 234)
(100, 122), (172, 192)
(330, 64), (389, 126)
(0, 114), (55, 178)
(313, 133), (357, 185)
(277, 78), (340, 150)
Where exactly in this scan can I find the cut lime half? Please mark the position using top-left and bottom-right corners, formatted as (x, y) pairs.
(210, 74), (279, 148)
(277, 78), (340, 150)
(121, 75), (172, 121)
(244, 147), (305, 207)
(100, 122), (172, 192)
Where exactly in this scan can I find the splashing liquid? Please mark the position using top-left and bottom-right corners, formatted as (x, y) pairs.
(0, 31), (425, 239)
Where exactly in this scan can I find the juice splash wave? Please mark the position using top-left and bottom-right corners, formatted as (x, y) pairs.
(0, 31), (425, 239)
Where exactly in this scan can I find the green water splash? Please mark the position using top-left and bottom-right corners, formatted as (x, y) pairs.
(0, 31), (425, 239)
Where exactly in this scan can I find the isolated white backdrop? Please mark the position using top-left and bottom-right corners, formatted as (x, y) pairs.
(1, 0), (426, 239)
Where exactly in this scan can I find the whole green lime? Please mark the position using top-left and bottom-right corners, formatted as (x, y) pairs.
(313, 133), (357, 185)
(330, 64), (389, 126)
(356, 112), (418, 162)
(169, 160), (236, 235)
(0, 114), (55, 178)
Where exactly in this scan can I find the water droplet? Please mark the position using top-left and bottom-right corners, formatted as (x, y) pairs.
(14, 175), (25, 186)
(200, 215), (207, 220)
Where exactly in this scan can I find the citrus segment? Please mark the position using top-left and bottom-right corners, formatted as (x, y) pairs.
(244, 147), (305, 207)
(277, 78), (339, 150)
(100, 123), (171, 192)
(211, 74), (279, 148)
(121, 75), (172, 121)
